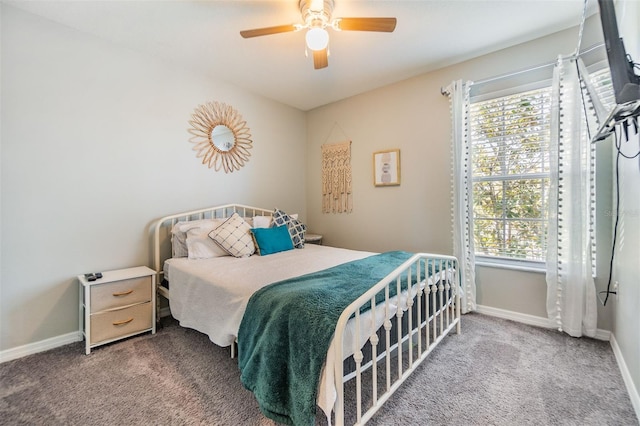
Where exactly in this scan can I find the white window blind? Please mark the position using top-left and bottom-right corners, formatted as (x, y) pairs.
(470, 87), (551, 264)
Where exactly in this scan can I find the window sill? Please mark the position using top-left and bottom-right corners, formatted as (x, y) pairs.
(475, 258), (546, 274)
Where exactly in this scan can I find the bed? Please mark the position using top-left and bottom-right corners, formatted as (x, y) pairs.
(151, 204), (460, 426)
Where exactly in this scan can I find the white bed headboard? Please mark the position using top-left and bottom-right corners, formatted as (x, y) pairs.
(151, 204), (274, 277)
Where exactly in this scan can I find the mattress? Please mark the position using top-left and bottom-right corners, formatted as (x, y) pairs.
(164, 244), (375, 347)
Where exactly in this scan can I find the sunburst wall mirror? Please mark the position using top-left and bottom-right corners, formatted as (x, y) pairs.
(188, 101), (253, 173)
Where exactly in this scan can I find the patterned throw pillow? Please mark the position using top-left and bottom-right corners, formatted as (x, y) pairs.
(272, 208), (306, 248)
(208, 213), (255, 258)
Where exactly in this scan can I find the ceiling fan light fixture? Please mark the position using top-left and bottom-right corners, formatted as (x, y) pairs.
(239, 0), (396, 69)
(305, 27), (329, 51)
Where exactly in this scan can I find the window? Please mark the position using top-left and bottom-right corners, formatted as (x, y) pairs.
(469, 67), (613, 269)
(469, 86), (551, 266)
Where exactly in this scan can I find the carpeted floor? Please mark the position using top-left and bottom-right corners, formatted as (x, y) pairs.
(0, 313), (637, 425)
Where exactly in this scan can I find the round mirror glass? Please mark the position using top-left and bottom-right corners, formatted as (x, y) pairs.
(211, 124), (236, 152)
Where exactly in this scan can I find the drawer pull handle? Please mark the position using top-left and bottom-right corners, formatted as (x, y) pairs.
(112, 289), (134, 297)
(112, 318), (134, 326)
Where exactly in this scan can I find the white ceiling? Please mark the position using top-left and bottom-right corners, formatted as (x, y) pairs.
(6, 0), (598, 111)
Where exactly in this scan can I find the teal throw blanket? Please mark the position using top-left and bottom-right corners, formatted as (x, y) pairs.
(238, 251), (416, 426)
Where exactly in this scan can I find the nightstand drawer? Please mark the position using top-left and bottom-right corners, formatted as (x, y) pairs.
(90, 276), (151, 312)
(90, 302), (152, 345)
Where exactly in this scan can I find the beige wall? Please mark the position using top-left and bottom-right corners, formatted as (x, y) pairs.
(1, 6), (306, 351)
(305, 77), (453, 255)
(306, 17), (615, 329)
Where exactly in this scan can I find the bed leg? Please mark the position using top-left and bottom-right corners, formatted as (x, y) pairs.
(231, 341), (236, 359)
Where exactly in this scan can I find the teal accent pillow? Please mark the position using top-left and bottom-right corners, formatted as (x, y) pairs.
(251, 225), (294, 256)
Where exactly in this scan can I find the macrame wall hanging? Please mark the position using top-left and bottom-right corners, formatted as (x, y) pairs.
(321, 140), (353, 213)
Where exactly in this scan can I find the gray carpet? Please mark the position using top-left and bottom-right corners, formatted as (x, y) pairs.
(1, 313), (637, 425)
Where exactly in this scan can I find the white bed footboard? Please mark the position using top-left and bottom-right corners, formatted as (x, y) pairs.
(332, 253), (459, 426)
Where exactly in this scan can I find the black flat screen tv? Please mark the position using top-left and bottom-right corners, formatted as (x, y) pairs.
(592, 0), (640, 141)
(598, 0), (640, 106)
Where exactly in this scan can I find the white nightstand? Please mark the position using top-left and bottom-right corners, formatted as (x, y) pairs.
(305, 233), (323, 245)
(78, 266), (156, 354)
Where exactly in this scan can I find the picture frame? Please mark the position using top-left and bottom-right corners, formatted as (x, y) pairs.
(373, 149), (401, 186)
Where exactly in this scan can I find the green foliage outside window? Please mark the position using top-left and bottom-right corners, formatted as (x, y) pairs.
(470, 88), (551, 262)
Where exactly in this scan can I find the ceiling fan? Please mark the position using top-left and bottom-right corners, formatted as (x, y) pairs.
(240, 0), (397, 70)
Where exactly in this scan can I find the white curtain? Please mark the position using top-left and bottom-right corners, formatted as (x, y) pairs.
(449, 80), (476, 314)
(546, 56), (598, 337)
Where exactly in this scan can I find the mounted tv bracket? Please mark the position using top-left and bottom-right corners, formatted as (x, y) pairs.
(591, 0), (640, 142)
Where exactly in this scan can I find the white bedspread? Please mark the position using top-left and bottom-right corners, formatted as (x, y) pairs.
(165, 244), (374, 347)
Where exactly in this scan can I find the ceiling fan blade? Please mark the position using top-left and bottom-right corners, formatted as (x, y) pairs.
(313, 48), (328, 69)
(335, 17), (397, 32)
(240, 24), (297, 38)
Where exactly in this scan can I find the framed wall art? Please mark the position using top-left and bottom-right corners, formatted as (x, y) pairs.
(373, 149), (400, 186)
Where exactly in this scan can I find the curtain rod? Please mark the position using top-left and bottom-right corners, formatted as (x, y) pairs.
(440, 42), (604, 97)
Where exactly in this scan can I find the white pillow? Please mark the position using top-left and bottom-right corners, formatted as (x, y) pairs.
(171, 219), (222, 258)
(209, 213), (255, 258)
(177, 219), (219, 233)
(185, 221), (228, 259)
(252, 214), (296, 229)
(171, 223), (189, 258)
(252, 216), (273, 228)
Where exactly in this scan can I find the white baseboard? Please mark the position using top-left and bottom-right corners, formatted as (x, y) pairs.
(475, 304), (611, 341)
(0, 331), (82, 364)
(0, 308), (173, 364)
(476, 304), (554, 328)
(610, 333), (640, 421)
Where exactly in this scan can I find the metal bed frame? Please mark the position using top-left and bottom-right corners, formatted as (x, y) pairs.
(151, 204), (460, 426)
